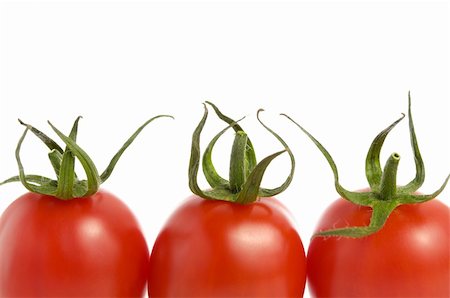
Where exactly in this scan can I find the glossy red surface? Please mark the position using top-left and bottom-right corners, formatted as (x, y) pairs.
(148, 195), (306, 297)
(307, 198), (450, 297)
(0, 190), (148, 297)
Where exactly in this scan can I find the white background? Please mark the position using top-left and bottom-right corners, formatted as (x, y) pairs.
(0, 1), (449, 297)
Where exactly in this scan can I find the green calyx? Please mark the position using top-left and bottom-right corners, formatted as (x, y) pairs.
(189, 102), (295, 204)
(1, 115), (173, 200)
(283, 93), (449, 238)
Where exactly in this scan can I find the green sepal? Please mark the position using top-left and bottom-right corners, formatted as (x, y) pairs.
(283, 94), (449, 238)
(205, 101), (257, 173)
(48, 149), (63, 177)
(281, 113), (373, 207)
(0, 174), (56, 187)
(188, 104), (242, 202)
(0, 128), (57, 195)
(99, 115), (173, 182)
(189, 103), (295, 204)
(19, 119), (65, 177)
(1, 115), (173, 200)
(256, 109), (295, 198)
(397, 174), (450, 204)
(398, 92), (425, 193)
(18, 119), (63, 153)
(55, 150), (76, 199)
(236, 150), (286, 204)
(188, 104), (215, 200)
(314, 200), (399, 238)
(202, 117), (245, 189)
(12, 128), (58, 195)
(365, 114), (404, 191)
(55, 116), (81, 199)
(48, 120), (101, 197)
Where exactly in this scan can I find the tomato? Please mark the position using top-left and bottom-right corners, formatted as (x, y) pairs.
(0, 116), (171, 297)
(148, 103), (306, 297)
(148, 195), (306, 297)
(0, 190), (149, 297)
(307, 197), (449, 297)
(283, 95), (449, 297)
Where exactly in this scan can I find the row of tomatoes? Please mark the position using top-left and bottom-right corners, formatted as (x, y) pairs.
(0, 100), (448, 297)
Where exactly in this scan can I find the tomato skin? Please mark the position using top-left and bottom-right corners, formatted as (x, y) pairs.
(148, 195), (306, 297)
(0, 190), (149, 297)
(307, 198), (450, 297)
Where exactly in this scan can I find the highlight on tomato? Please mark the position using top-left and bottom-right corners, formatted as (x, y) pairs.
(284, 93), (449, 297)
(148, 102), (306, 297)
(0, 115), (172, 297)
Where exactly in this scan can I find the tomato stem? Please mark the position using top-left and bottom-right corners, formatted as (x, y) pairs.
(379, 153), (400, 200)
(229, 131), (249, 193)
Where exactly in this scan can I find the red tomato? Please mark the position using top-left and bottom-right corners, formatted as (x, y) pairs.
(148, 195), (306, 297)
(307, 197), (450, 297)
(0, 190), (149, 297)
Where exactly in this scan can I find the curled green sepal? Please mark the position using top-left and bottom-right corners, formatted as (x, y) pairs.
(282, 94), (449, 238)
(201, 115), (246, 189)
(280, 113), (374, 207)
(54, 116), (82, 198)
(398, 92), (425, 193)
(205, 101), (257, 173)
(1, 115), (173, 200)
(256, 109), (295, 198)
(203, 101), (257, 188)
(315, 200), (399, 238)
(365, 114), (405, 191)
(14, 128), (59, 195)
(189, 103), (295, 204)
(18, 119), (65, 176)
